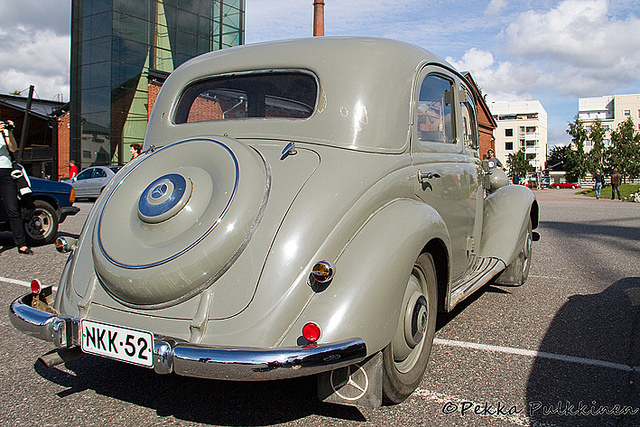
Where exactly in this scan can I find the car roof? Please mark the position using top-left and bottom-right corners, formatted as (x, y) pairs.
(147, 37), (457, 154)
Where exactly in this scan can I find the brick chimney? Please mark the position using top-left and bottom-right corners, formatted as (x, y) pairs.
(313, 0), (325, 36)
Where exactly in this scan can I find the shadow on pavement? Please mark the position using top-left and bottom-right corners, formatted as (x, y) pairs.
(35, 355), (367, 425)
(526, 277), (640, 427)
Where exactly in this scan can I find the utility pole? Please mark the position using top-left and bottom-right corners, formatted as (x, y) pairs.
(313, 0), (325, 36)
(18, 85), (34, 163)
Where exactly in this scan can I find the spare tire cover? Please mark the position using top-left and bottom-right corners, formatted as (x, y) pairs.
(93, 137), (269, 308)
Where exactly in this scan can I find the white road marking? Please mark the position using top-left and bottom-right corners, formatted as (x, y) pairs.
(434, 338), (639, 372)
(0, 276), (57, 291)
(0, 276), (30, 287)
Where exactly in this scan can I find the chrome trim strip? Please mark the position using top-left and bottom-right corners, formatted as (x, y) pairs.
(9, 293), (367, 380)
(168, 339), (366, 380)
(9, 295), (81, 348)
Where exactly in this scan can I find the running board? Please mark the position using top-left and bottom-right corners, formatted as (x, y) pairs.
(447, 257), (505, 311)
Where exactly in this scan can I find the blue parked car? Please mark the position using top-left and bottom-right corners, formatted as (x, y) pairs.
(0, 177), (80, 245)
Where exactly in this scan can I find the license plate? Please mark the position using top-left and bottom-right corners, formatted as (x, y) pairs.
(80, 319), (154, 368)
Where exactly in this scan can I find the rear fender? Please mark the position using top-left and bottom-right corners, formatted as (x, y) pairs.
(479, 185), (537, 265)
(285, 199), (449, 356)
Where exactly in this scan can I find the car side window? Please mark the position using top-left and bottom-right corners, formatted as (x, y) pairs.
(76, 169), (92, 180)
(94, 169), (107, 178)
(460, 90), (478, 149)
(417, 75), (454, 144)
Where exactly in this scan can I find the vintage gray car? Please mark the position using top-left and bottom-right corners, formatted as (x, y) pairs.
(10, 37), (538, 407)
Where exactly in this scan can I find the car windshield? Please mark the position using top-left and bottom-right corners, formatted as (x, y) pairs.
(174, 71), (317, 124)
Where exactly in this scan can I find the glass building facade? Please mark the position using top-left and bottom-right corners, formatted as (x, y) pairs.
(70, 0), (244, 168)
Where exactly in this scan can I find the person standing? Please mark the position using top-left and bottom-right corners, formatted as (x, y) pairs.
(0, 120), (33, 254)
(593, 169), (604, 199)
(486, 149), (503, 170)
(611, 168), (622, 200)
(69, 160), (78, 179)
(130, 143), (142, 160)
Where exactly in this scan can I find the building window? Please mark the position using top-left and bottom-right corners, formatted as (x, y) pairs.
(526, 153), (536, 160)
(624, 110), (631, 116)
(505, 141), (513, 150)
(505, 128), (513, 137)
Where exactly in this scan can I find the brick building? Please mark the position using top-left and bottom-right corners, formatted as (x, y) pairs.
(0, 94), (68, 180)
(463, 73), (497, 158)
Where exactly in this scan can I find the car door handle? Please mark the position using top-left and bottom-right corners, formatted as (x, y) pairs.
(417, 170), (441, 183)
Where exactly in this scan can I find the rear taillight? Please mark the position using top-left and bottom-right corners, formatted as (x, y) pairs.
(69, 188), (76, 203)
(302, 322), (321, 343)
(31, 279), (42, 295)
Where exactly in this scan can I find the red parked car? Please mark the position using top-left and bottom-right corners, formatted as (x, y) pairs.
(552, 182), (580, 189)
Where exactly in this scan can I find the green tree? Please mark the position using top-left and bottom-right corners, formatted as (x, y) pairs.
(565, 115), (589, 182)
(546, 145), (569, 171)
(587, 118), (606, 174)
(507, 149), (534, 178)
(606, 117), (640, 181)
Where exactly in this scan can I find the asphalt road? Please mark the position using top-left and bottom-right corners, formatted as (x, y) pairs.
(1, 191), (639, 427)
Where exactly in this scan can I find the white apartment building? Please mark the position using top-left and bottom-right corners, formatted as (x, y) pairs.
(578, 93), (640, 151)
(490, 101), (548, 171)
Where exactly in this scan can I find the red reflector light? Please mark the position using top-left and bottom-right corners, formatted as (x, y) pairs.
(302, 322), (321, 343)
(31, 279), (41, 294)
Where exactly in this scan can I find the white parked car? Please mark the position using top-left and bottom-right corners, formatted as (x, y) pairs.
(66, 166), (121, 199)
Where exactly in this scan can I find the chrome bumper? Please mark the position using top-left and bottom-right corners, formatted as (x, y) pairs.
(9, 293), (367, 380)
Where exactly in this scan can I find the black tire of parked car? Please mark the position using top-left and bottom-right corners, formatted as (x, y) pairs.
(24, 200), (59, 245)
(494, 219), (533, 287)
(382, 252), (437, 404)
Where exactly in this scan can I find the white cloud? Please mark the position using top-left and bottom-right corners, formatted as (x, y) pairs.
(0, 28), (70, 100)
(503, 0), (640, 95)
(485, 0), (508, 15)
(447, 48), (542, 102)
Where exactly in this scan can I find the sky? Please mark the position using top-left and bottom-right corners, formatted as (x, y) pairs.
(0, 0), (639, 147)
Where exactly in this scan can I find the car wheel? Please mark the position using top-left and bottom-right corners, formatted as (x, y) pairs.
(25, 200), (59, 245)
(382, 252), (437, 404)
(571, 185), (576, 189)
(494, 219), (533, 287)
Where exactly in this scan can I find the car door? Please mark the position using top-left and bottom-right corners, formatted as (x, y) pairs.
(458, 85), (484, 261)
(411, 68), (478, 283)
(88, 167), (108, 197)
(73, 168), (94, 198)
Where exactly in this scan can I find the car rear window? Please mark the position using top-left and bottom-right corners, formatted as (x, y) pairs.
(174, 71), (317, 124)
